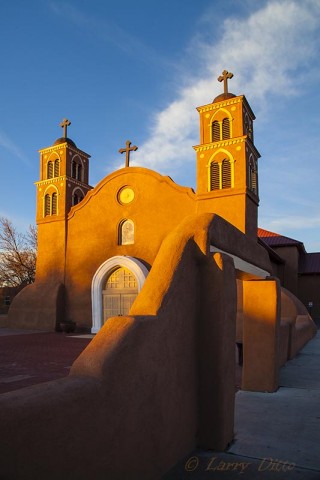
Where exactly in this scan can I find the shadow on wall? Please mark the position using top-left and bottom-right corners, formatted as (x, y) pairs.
(280, 287), (317, 363)
(0, 213), (239, 480)
(1, 213), (314, 478)
(7, 279), (65, 331)
(237, 279), (316, 393)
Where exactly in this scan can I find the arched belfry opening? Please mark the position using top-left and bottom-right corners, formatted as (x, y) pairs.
(91, 256), (149, 333)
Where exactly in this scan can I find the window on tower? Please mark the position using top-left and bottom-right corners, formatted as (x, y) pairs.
(44, 191), (58, 216)
(47, 159), (60, 179)
(71, 160), (77, 178)
(71, 158), (83, 182)
(244, 112), (253, 141)
(210, 162), (220, 190)
(212, 121), (220, 142)
(249, 156), (258, 195)
(77, 164), (82, 181)
(72, 189), (84, 206)
(222, 118), (230, 139)
(209, 158), (233, 191)
(222, 159), (231, 188)
(47, 161), (54, 179)
(44, 194), (51, 216)
(211, 117), (231, 142)
(52, 192), (57, 214)
(54, 159), (60, 177)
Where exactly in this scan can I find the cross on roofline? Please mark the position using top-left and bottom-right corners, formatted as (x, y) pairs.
(119, 140), (138, 167)
(217, 70), (234, 95)
(59, 118), (71, 138)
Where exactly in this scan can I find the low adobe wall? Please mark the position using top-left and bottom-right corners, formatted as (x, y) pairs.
(0, 213), (240, 479)
(242, 278), (281, 392)
(241, 283), (317, 392)
(281, 287), (317, 360)
(7, 281), (65, 331)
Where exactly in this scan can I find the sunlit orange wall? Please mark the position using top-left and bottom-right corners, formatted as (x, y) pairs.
(64, 168), (197, 326)
(31, 94), (261, 328)
(33, 153), (262, 328)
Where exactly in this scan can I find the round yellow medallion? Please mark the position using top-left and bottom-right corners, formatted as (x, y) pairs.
(118, 187), (135, 204)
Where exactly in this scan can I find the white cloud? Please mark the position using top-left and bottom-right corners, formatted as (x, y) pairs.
(262, 215), (320, 232)
(128, 0), (320, 176)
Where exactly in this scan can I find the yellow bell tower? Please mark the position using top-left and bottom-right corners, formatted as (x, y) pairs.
(34, 119), (92, 282)
(194, 70), (260, 238)
(35, 118), (92, 224)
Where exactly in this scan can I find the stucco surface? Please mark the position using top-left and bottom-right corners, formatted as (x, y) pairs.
(0, 213), (240, 479)
(9, 167), (270, 331)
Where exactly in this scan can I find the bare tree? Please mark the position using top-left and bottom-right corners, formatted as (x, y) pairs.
(0, 217), (37, 287)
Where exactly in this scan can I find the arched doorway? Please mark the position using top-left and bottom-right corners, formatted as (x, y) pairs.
(91, 256), (149, 333)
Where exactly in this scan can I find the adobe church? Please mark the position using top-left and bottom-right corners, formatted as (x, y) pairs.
(8, 70), (316, 348)
(8, 72), (257, 330)
(1, 72), (318, 479)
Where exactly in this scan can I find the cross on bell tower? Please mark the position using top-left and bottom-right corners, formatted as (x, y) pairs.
(217, 70), (234, 96)
(59, 118), (71, 138)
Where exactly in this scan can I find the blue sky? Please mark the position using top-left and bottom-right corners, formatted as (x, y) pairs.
(0, 0), (319, 251)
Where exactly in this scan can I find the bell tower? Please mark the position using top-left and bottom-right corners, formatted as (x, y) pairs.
(35, 118), (92, 224)
(194, 70), (260, 238)
(34, 119), (92, 282)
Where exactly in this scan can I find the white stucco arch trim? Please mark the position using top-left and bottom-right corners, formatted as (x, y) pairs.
(91, 256), (149, 334)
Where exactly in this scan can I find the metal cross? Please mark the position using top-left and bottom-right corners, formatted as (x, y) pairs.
(217, 70), (234, 95)
(59, 118), (71, 138)
(119, 140), (138, 167)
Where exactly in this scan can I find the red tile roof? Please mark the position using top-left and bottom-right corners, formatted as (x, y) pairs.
(258, 228), (320, 274)
(258, 237), (284, 263)
(299, 253), (320, 274)
(257, 228), (305, 250)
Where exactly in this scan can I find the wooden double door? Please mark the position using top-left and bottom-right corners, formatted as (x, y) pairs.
(103, 267), (138, 323)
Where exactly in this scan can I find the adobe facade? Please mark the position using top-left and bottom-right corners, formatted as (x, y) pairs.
(9, 72), (265, 332)
(7, 70), (318, 346)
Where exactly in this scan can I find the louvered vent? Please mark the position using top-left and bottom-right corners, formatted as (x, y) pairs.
(210, 162), (220, 190)
(52, 193), (57, 215)
(54, 159), (60, 177)
(251, 170), (257, 194)
(222, 118), (230, 139)
(212, 121), (220, 142)
(44, 194), (51, 216)
(222, 159), (231, 188)
(47, 161), (53, 179)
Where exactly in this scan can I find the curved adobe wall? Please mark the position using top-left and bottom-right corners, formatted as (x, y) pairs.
(0, 213), (239, 479)
(280, 287), (317, 360)
(7, 282), (64, 331)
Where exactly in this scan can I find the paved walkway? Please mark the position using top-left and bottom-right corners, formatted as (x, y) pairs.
(164, 330), (320, 479)
(0, 328), (92, 393)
